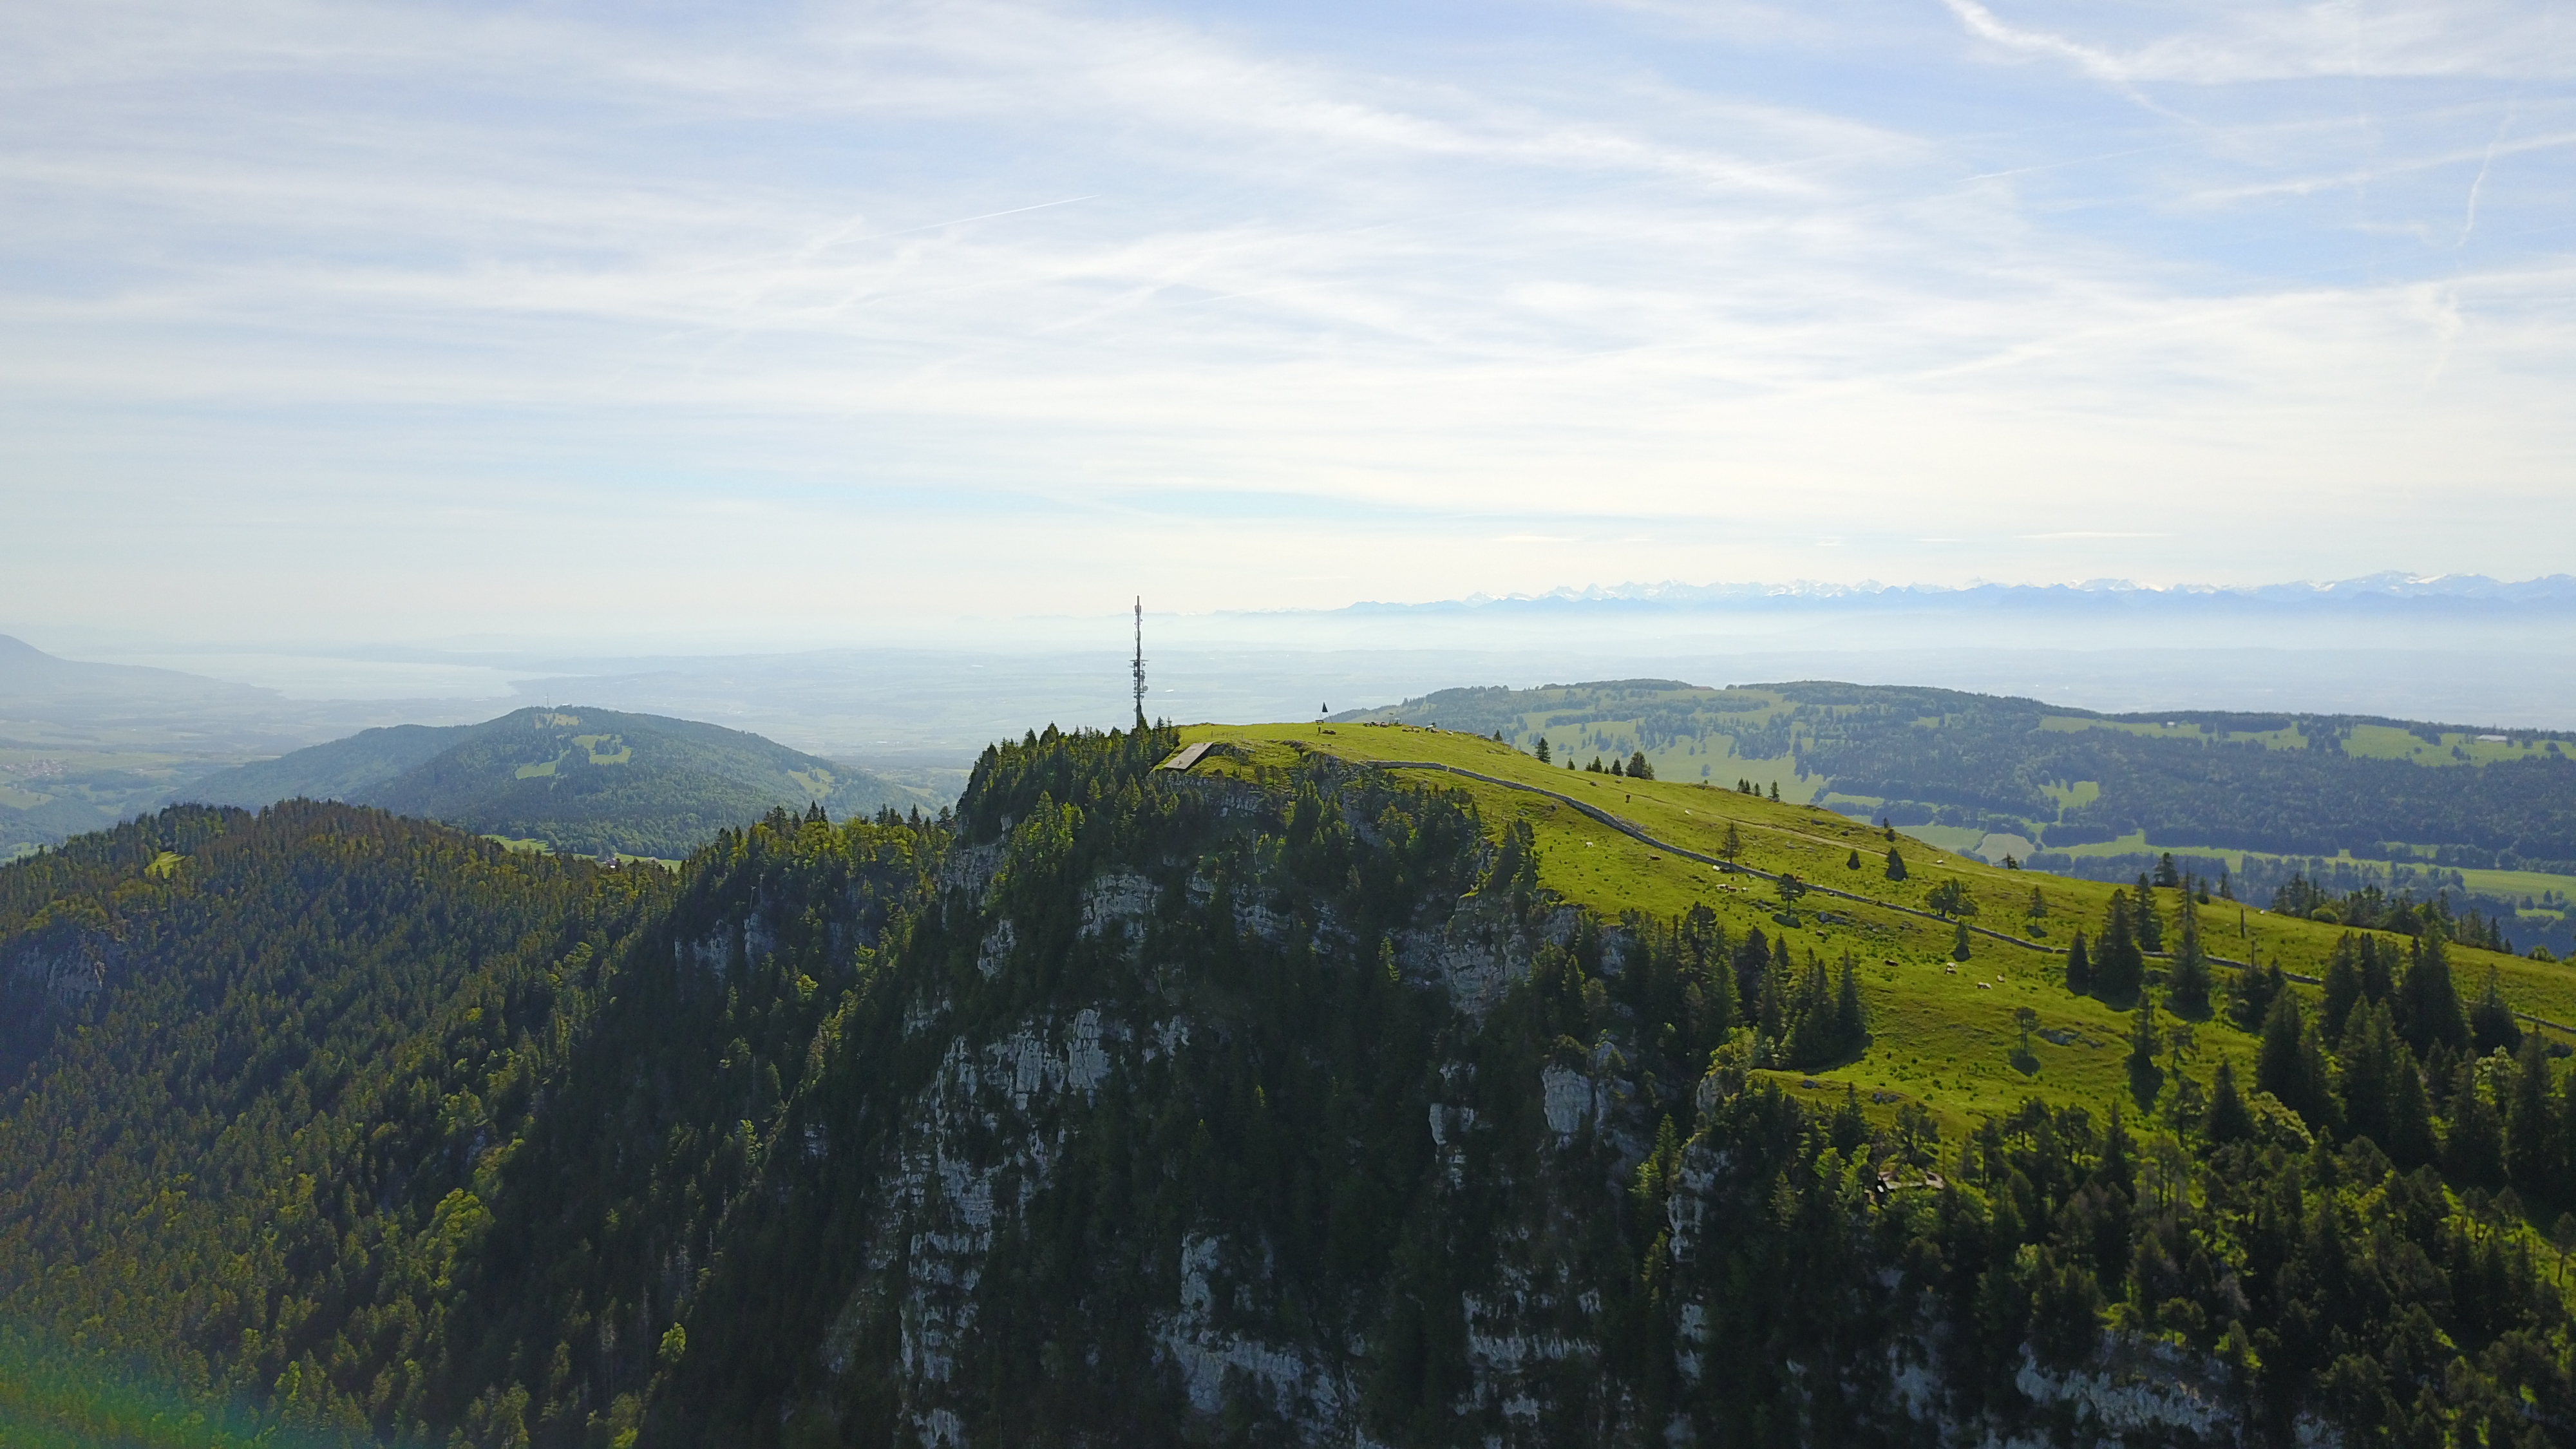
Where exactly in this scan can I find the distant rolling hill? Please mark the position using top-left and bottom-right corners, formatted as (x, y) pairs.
(175, 706), (927, 858)
(0, 634), (272, 703)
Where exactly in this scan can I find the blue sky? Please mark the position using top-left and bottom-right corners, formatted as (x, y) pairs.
(3, 0), (2571, 649)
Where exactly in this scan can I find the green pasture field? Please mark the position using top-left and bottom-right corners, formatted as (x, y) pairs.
(479, 834), (677, 869)
(1180, 720), (2576, 1137)
(2343, 723), (2567, 766)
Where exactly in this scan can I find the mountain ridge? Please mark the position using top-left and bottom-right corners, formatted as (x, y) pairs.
(172, 705), (927, 858)
(5, 727), (2575, 1444)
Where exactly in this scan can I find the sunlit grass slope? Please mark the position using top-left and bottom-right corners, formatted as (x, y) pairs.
(1182, 721), (2576, 1135)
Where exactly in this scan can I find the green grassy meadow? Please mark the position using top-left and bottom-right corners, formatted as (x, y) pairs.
(1182, 720), (2576, 1137)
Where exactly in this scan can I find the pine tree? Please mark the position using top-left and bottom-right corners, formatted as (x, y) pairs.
(1756, 951), (1786, 1045)
(2064, 931), (2092, 996)
(1721, 824), (1743, 866)
(1845, 848), (1861, 870)
(2505, 1033), (2559, 1200)
(2096, 893), (2144, 999)
(2470, 968), (2523, 1056)
(2258, 991), (2320, 1126)
(1611, 757), (1624, 777)
(2167, 901), (2211, 1017)
(2128, 992), (2161, 1078)
(1767, 781), (1779, 801)
(1834, 949), (1865, 1046)
(2130, 874), (2164, 952)
(2155, 852), (2181, 888)
(1535, 736), (1551, 764)
(2099, 1105), (2135, 1195)
(2206, 1059), (2253, 1144)
(2396, 927), (2470, 1055)
(2321, 934), (2364, 1041)
(2229, 955), (2285, 1029)
(2443, 1057), (2505, 1189)
(1732, 928), (1771, 1027)
(2338, 1001), (2401, 1151)
(1628, 750), (1652, 781)
(1884, 847), (1907, 882)
(2387, 1047), (2437, 1168)
(1952, 919), (1973, 961)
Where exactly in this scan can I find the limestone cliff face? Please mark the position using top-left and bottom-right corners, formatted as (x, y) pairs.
(632, 742), (2263, 1448)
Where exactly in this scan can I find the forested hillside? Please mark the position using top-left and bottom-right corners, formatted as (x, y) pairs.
(176, 706), (924, 860)
(4, 727), (2575, 1445)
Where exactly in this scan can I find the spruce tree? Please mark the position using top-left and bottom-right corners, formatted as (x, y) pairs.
(1535, 736), (1551, 764)
(1732, 928), (1771, 1025)
(2470, 968), (2523, 1056)
(1846, 848), (1861, 869)
(1756, 953), (1786, 1045)
(2338, 1001), (2400, 1150)
(1951, 919), (1972, 961)
(2257, 991), (2316, 1124)
(2096, 893), (2144, 999)
(1628, 750), (1651, 780)
(2387, 1047), (2437, 1168)
(2230, 955), (2284, 1030)
(2098, 1105), (2135, 1195)
(2167, 902), (2211, 1018)
(2064, 931), (2092, 996)
(2505, 1033), (2558, 1199)
(2444, 1057), (2506, 1189)
(2321, 935), (2364, 1041)
(1834, 949), (1865, 1047)
(1768, 781), (1779, 801)
(2131, 874), (2164, 952)
(2396, 927), (2470, 1055)
(2128, 992), (2161, 1079)
(2206, 1059), (2253, 1144)
(1884, 847), (1907, 882)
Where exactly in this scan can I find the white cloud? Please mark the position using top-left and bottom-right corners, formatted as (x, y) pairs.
(0, 0), (2570, 643)
(1940, 0), (2576, 85)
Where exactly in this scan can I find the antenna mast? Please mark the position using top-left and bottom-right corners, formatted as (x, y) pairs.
(1132, 596), (1148, 729)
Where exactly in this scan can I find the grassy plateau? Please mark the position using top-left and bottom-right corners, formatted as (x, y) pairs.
(1179, 721), (2576, 1139)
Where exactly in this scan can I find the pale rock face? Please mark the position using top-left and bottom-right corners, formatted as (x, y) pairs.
(884, 1005), (1128, 1435)
(1078, 871), (1157, 940)
(2011, 1343), (2233, 1440)
(1461, 1277), (1593, 1425)
(6, 940), (109, 1004)
(1397, 898), (1568, 1019)
(1676, 1303), (1709, 1387)
(1540, 1065), (1602, 1139)
(974, 918), (1017, 980)
(1235, 895), (1291, 946)
(940, 842), (1003, 904)
(1157, 1233), (1349, 1428)
(676, 931), (729, 976)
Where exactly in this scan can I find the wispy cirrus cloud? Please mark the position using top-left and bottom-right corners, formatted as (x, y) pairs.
(0, 0), (2569, 645)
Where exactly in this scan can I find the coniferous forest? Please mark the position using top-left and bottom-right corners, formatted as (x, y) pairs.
(2, 728), (2574, 1446)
